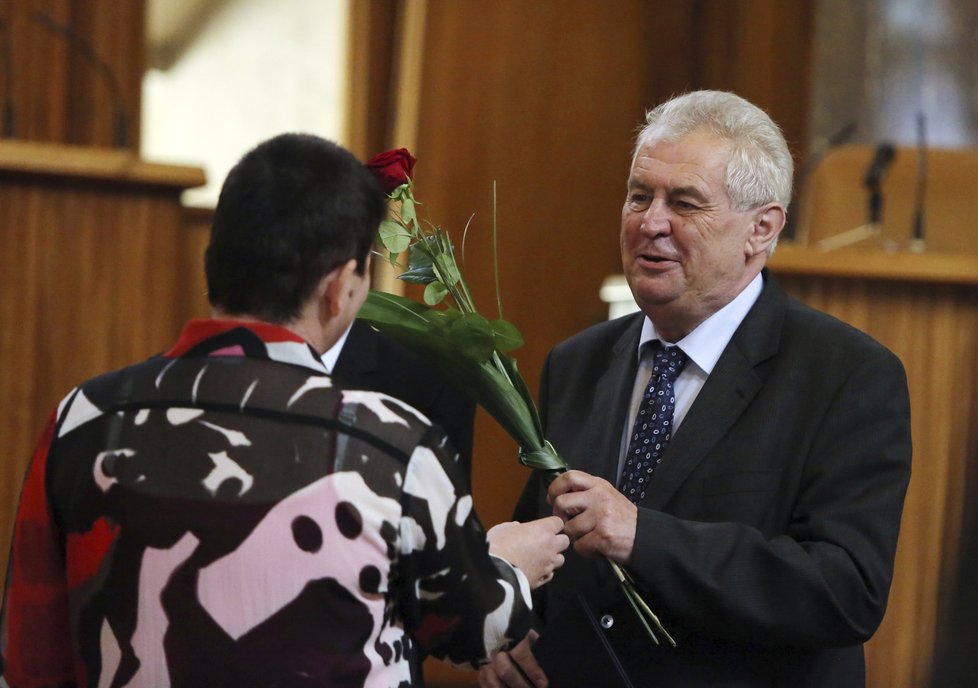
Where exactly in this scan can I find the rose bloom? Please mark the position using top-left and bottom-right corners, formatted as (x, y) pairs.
(366, 148), (417, 194)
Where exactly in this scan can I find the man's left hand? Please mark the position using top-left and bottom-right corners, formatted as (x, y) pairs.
(548, 470), (637, 563)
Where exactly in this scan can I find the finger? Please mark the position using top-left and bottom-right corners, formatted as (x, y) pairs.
(551, 491), (592, 524)
(490, 650), (534, 688)
(542, 515), (565, 534)
(546, 470), (591, 502)
(479, 664), (506, 688)
(478, 664), (504, 688)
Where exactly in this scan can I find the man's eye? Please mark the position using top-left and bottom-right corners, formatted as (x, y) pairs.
(674, 200), (699, 211)
(627, 194), (651, 209)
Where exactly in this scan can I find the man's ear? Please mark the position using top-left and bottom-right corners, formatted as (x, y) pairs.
(746, 203), (786, 257)
(319, 259), (359, 318)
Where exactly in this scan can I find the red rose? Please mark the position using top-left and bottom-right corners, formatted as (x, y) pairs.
(365, 148), (417, 194)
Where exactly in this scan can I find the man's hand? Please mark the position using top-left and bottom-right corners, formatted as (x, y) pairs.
(487, 516), (569, 589)
(478, 630), (548, 687)
(548, 470), (637, 563)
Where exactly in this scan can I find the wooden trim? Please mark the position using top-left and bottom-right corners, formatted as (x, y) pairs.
(389, 0), (426, 151)
(769, 242), (978, 285)
(0, 140), (205, 190)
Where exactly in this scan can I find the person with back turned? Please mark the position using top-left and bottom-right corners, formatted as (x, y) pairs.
(0, 133), (568, 688)
(480, 91), (912, 688)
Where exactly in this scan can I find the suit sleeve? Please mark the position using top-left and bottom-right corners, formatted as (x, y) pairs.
(396, 427), (533, 668)
(425, 383), (476, 490)
(1, 414), (76, 688)
(629, 346), (912, 646)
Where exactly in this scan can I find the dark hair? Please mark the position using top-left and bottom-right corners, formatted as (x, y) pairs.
(205, 133), (386, 323)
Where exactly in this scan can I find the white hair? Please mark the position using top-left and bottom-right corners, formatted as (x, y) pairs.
(635, 90), (793, 212)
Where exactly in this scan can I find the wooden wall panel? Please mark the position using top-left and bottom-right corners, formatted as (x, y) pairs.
(691, 0), (815, 161)
(0, 142), (204, 593)
(178, 205), (216, 323)
(2, 0), (144, 149)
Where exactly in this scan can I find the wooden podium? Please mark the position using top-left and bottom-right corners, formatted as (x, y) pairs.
(768, 243), (978, 688)
(0, 141), (205, 586)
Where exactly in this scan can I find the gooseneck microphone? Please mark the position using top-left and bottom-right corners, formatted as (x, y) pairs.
(911, 112), (928, 252)
(864, 142), (896, 225)
(32, 10), (129, 148)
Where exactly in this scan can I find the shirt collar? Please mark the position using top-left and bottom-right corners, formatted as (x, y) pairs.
(637, 272), (763, 374)
(321, 322), (354, 373)
(166, 319), (328, 373)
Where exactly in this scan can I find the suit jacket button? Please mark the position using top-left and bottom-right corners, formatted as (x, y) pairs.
(600, 614), (614, 630)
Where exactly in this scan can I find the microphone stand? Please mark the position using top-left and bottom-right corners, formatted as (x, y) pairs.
(909, 111), (927, 253)
(817, 143), (897, 252)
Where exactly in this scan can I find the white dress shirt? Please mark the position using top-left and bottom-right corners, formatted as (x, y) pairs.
(617, 273), (764, 476)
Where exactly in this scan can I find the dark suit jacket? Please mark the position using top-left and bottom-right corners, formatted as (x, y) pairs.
(516, 272), (912, 687)
(333, 319), (476, 484)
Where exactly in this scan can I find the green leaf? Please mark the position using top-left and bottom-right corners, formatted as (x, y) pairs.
(490, 318), (524, 352)
(423, 281), (449, 305)
(390, 183), (412, 201)
(517, 441), (568, 473)
(434, 252), (461, 287)
(378, 219), (411, 254)
(448, 312), (494, 362)
(400, 196), (417, 226)
(399, 241), (437, 284)
(358, 290), (545, 452)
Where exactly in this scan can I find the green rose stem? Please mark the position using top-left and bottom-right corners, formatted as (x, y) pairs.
(358, 169), (675, 648)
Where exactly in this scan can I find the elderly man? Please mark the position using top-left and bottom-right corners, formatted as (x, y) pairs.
(0, 133), (568, 688)
(481, 91), (911, 687)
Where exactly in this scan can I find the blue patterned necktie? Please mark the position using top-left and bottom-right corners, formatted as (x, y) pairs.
(619, 343), (689, 503)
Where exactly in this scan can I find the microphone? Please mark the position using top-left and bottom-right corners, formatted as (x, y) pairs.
(864, 142), (896, 225)
(864, 142), (896, 188)
(784, 121), (857, 240)
(0, 11), (14, 137)
(910, 112), (927, 252)
(32, 10), (129, 148)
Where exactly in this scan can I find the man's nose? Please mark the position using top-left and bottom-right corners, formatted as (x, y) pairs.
(640, 200), (671, 235)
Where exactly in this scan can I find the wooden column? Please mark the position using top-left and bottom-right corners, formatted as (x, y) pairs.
(768, 244), (978, 688)
(0, 140), (204, 587)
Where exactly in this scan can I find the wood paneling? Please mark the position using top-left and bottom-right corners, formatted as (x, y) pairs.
(178, 204), (216, 323)
(769, 244), (978, 688)
(2, 0), (144, 149)
(0, 141), (204, 591)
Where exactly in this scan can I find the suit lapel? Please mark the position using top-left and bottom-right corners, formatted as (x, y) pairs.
(332, 320), (380, 381)
(579, 315), (645, 484)
(643, 272), (788, 510)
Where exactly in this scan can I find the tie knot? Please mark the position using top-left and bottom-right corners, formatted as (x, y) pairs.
(650, 343), (688, 383)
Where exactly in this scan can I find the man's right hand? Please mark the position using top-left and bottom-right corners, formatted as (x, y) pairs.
(478, 630), (548, 687)
(487, 516), (569, 589)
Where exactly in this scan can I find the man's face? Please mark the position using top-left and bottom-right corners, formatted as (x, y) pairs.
(620, 131), (761, 338)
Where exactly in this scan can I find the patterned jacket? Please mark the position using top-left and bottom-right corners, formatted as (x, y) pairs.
(0, 320), (532, 688)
